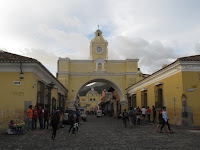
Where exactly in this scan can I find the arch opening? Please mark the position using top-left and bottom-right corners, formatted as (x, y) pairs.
(74, 78), (125, 103)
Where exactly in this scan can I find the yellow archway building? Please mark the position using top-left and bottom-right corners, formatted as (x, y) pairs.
(79, 87), (102, 112)
(57, 29), (142, 109)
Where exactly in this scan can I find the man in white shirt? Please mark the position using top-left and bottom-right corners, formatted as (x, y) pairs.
(141, 106), (146, 122)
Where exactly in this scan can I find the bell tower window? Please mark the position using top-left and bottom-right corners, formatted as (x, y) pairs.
(98, 33), (100, 36)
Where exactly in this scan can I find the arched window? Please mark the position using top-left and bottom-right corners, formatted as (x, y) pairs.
(90, 98), (92, 101)
(93, 98), (95, 101)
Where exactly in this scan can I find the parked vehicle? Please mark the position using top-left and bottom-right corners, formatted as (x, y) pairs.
(96, 110), (102, 117)
(63, 107), (87, 124)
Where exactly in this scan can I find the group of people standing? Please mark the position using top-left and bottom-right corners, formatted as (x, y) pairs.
(26, 105), (51, 131)
(26, 105), (82, 140)
(122, 106), (171, 133)
(26, 105), (64, 140)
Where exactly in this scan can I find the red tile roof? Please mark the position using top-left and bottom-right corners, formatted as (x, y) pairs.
(0, 50), (68, 92)
(178, 55), (200, 61)
(0, 50), (38, 63)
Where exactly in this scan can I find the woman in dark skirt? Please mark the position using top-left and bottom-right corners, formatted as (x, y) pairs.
(51, 111), (60, 140)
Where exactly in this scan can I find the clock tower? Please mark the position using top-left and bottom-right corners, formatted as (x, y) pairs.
(89, 29), (108, 60)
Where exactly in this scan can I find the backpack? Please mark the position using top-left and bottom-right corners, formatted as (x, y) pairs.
(123, 112), (128, 118)
(129, 110), (134, 117)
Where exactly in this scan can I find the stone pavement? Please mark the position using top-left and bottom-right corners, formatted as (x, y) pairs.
(0, 116), (200, 150)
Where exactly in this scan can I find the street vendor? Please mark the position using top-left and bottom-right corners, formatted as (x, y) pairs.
(7, 120), (16, 134)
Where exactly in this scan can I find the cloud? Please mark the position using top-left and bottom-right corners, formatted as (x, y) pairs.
(39, 24), (90, 59)
(108, 36), (177, 73)
(22, 48), (58, 76)
(1, 0), (200, 76)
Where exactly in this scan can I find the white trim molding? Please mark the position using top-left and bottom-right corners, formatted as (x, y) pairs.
(0, 63), (68, 95)
(127, 60), (200, 95)
(140, 88), (148, 92)
(154, 82), (163, 86)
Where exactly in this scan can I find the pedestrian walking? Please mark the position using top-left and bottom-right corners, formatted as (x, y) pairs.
(68, 111), (76, 134)
(76, 108), (80, 125)
(136, 106), (141, 124)
(32, 106), (38, 129)
(122, 109), (129, 128)
(156, 110), (165, 132)
(147, 106), (151, 122)
(51, 111), (60, 140)
(152, 105), (156, 122)
(128, 107), (135, 126)
(141, 106), (146, 122)
(43, 106), (50, 129)
(26, 105), (33, 131)
(160, 107), (171, 133)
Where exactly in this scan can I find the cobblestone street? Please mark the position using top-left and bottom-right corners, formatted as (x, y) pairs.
(1, 116), (200, 150)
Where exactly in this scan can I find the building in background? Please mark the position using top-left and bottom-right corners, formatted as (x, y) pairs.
(126, 55), (200, 126)
(79, 87), (102, 114)
(57, 29), (143, 111)
(0, 51), (68, 130)
(99, 88), (120, 117)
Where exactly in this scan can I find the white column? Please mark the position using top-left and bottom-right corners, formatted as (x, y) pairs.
(95, 63), (98, 71)
(102, 63), (105, 71)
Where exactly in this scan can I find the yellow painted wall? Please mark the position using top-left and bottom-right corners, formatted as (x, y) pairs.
(57, 61), (139, 106)
(182, 71), (200, 126)
(57, 30), (140, 110)
(79, 93), (102, 111)
(134, 72), (184, 125)
(69, 63), (96, 73)
(0, 72), (39, 130)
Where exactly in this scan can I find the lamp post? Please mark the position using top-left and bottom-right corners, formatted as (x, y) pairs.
(48, 82), (55, 114)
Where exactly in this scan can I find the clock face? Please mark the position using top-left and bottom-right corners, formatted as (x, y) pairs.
(96, 46), (103, 54)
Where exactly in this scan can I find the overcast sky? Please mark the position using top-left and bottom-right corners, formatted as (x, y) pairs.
(1, 0), (200, 76)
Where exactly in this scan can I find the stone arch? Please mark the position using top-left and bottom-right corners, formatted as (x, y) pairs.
(74, 78), (125, 102)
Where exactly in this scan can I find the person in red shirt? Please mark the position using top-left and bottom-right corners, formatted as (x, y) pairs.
(147, 106), (151, 122)
(38, 106), (44, 129)
(26, 105), (33, 131)
(32, 106), (38, 129)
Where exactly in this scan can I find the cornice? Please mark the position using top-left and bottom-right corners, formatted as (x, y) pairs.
(127, 61), (181, 93)
(127, 61), (200, 95)
(58, 71), (138, 76)
(59, 59), (139, 63)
